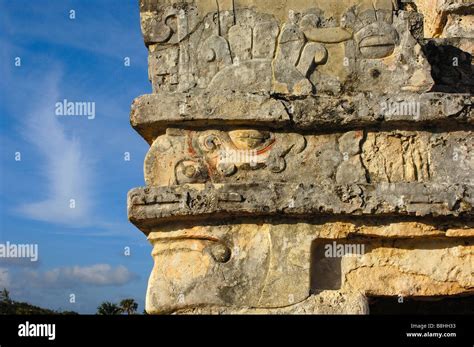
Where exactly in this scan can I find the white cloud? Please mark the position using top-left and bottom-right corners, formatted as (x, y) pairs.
(16, 70), (94, 226)
(22, 264), (136, 288)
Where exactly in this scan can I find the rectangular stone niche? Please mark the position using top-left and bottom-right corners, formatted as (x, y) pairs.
(310, 237), (473, 297)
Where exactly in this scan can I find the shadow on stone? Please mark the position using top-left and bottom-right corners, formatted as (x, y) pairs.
(423, 40), (474, 93)
(310, 240), (342, 293)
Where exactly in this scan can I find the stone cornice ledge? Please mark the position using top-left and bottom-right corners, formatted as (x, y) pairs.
(128, 182), (474, 234)
(131, 92), (473, 144)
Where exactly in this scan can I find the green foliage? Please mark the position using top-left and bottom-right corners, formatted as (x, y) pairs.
(0, 288), (140, 315)
(97, 301), (122, 315)
(0, 288), (11, 303)
(120, 298), (138, 315)
(0, 287), (79, 315)
(0, 288), (78, 315)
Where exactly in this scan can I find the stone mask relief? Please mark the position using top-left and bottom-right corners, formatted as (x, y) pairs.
(131, 0), (474, 315)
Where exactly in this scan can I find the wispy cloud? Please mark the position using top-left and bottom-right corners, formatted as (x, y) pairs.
(16, 70), (95, 226)
(0, 1), (148, 313)
(21, 264), (137, 288)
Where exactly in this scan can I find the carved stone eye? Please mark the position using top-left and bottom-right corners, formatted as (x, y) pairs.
(359, 35), (396, 59)
(206, 243), (231, 263)
(151, 19), (173, 43)
(204, 135), (219, 150)
(183, 165), (197, 178)
(205, 49), (216, 62)
(355, 23), (399, 59)
(175, 160), (208, 184)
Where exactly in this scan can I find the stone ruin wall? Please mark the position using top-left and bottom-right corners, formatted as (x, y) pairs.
(128, 0), (474, 314)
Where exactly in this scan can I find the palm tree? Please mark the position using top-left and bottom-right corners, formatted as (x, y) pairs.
(120, 299), (138, 315)
(97, 302), (122, 315)
(0, 288), (11, 304)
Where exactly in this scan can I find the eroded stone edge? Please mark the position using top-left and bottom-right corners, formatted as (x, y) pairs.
(128, 182), (474, 233)
(130, 92), (474, 144)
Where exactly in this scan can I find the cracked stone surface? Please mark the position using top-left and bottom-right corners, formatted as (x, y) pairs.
(129, 0), (474, 314)
(413, 0), (473, 39)
(140, 129), (473, 187)
(128, 183), (474, 232)
(142, 222), (473, 314)
(131, 92), (473, 143)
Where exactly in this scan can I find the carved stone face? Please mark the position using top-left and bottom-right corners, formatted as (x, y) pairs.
(145, 224), (312, 314)
(347, 9), (434, 93)
(145, 226), (274, 313)
(271, 3), (434, 95)
(145, 129), (309, 186)
(143, 0), (435, 95)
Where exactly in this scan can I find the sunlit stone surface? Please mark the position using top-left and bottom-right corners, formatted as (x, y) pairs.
(128, 0), (473, 314)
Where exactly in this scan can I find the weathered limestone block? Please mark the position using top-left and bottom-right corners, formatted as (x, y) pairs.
(140, 0), (435, 95)
(413, 0), (473, 38)
(128, 183), (474, 231)
(130, 0), (474, 315)
(142, 222), (473, 314)
(175, 291), (370, 315)
(342, 238), (474, 296)
(142, 128), (473, 186)
(131, 92), (473, 143)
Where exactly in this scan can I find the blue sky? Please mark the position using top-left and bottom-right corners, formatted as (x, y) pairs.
(0, 0), (152, 313)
